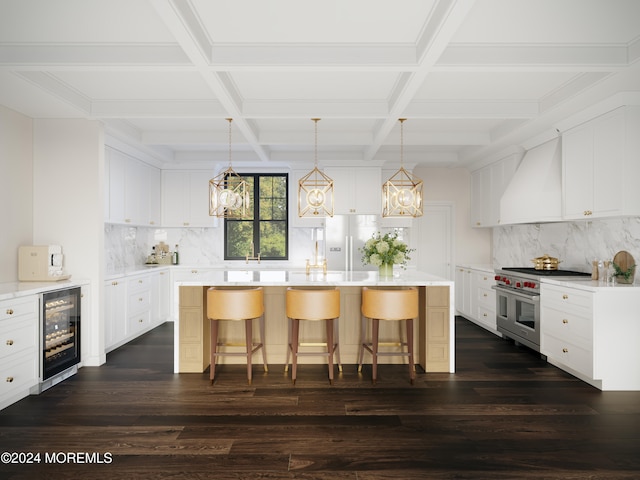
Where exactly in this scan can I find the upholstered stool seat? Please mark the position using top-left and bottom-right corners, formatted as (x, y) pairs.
(358, 286), (419, 385)
(207, 287), (267, 385)
(285, 287), (341, 385)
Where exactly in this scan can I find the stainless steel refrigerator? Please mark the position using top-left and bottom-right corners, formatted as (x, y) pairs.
(324, 215), (379, 271)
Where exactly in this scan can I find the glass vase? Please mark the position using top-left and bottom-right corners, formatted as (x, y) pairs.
(378, 263), (393, 277)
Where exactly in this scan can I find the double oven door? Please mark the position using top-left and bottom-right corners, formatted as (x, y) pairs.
(494, 286), (540, 352)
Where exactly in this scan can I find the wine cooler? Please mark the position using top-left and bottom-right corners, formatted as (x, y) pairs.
(39, 286), (81, 391)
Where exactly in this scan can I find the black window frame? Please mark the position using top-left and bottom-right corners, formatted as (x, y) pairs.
(223, 172), (289, 261)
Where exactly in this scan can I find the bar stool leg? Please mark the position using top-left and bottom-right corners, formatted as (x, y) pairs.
(371, 319), (380, 385)
(245, 319), (253, 385)
(210, 319), (219, 384)
(326, 319), (334, 385)
(333, 318), (342, 372)
(284, 317), (291, 373)
(357, 314), (366, 372)
(259, 314), (268, 372)
(407, 318), (415, 385)
(291, 319), (300, 385)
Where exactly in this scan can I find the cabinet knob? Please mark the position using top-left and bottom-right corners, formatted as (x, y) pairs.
(562, 348), (569, 353)
(483, 313), (488, 317)
(483, 293), (488, 297)
(139, 318), (143, 323)
(139, 297), (143, 302)
(476, 222), (481, 226)
(562, 319), (569, 324)
(149, 221), (155, 225)
(125, 218), (131, 223)
(562, 294), (568, 300)
(138, 279), (143, 283)
(6, 309), (13, 315)
(183, 222), (190, 226)
(112, 281), (118, 286)
(5, 377), (13, 383)
(191, 270), (198, 274)
(6, 339), (14, 346)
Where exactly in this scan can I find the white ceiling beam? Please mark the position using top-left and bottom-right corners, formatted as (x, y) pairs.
(243, 100), (389, 118)
(364, 0), (478, 161)
(0, 44), (190, 67)
(90, 100), (226, 117)
(404, 100), (539, 118)
(210, 44), (418, 67)
(437, 44), (631, 70)
(150, 0), (270, 161)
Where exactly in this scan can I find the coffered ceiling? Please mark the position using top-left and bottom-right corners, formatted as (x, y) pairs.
(1, 0), (639, 170)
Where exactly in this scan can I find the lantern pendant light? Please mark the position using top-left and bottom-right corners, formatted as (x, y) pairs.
(298, 118), (334, 218)
(382, 118), (423, 217)
(209, 118), (250, 218)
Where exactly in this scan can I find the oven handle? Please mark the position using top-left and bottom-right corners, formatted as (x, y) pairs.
(491, 285), (540, 302)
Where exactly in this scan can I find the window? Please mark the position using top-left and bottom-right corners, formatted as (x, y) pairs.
(224, 173), (288, 260)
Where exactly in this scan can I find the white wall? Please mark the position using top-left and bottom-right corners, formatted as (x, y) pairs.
(33, 119), (105, 367)
(415, 166), (492, 265)
(0, 105), (33, 283)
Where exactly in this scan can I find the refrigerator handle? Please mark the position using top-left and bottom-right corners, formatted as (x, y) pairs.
(344, 236), (349, 271)
(349, 236), (353, 271)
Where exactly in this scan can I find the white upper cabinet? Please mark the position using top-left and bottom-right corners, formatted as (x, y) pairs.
(162, 170), (217, 227)
(325, 167), (381, 215)
(563, 106), (640, 219)
(471, 153), (520, 228)
(104, 146), (161, 226)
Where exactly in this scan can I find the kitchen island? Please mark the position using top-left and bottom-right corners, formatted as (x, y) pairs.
(171, 269), (454, 375)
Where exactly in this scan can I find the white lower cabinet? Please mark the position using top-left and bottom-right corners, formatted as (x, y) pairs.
(104, 269), (168, 353)
(455, 265), (498, 335)
(541, 282), (640, 390)
(1, 295), (40, 410)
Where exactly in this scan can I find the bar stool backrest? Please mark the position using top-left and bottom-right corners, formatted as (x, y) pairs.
(207, 287), (264, 321)
(361, 286), (418, 320)
(286, 287), (340, 321)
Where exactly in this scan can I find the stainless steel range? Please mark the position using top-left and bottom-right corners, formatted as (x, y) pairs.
(492, 267), (590, 353)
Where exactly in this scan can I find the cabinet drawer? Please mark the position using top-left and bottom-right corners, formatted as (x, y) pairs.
(541, 284), (592, 312)
(477, 287), (495, 309)
(476, 305), (496, 329)
(0, 296), (38, 322)
(128, 275), (150, 293)
(0, 351), (39, 398)
(0, 317), (39, 360)
(128, 309), (150, 334)
(475, 272), (496, 289)
(128, 289), (151, 315)
(542, 333), (593, 378)
(542, 305), (592, 349)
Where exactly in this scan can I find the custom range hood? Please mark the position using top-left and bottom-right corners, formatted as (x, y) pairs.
(500, 137), (562, 225)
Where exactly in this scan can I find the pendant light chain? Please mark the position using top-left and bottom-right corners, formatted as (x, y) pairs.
(313, 118), (320, 168)
(399, 118), (406, 168)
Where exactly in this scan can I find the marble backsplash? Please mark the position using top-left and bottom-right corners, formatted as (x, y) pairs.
(105, 223), (319, 274)
(493, 216), (640, 273)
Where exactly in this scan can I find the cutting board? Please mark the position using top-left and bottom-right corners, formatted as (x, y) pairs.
(613, 250), (635, 271)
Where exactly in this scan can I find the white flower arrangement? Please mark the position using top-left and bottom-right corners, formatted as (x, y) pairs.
(359, 232), (414, 269)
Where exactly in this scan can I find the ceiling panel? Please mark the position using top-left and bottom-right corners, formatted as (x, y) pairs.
(1, 0), (639, 168)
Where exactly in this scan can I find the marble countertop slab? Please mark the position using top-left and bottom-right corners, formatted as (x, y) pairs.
(0, 278), (90, 302)
(541, 277), (640, 292)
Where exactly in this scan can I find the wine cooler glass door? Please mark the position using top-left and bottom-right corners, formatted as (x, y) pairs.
(42, 287), (81, 380)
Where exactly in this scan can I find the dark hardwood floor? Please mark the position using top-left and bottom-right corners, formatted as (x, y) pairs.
(1, 317), (639, 479)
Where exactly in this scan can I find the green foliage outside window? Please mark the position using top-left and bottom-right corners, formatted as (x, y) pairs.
(224, 174), (288, 260)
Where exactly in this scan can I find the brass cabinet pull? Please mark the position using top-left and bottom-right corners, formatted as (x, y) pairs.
(562, 294), (568, 300)
(483, 293), (488, 297)
(6, 339), (14, 346)
(6, 309), (14, 315)
(483, 313), (488, 317)
(6, 377), (13, 383)
(562, 319), (569, 324)
(112, 281), (118, 286)
(138, 279), (143, 283)
(562, 348), (569, 353)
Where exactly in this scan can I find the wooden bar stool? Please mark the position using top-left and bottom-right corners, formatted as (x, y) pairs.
(285, 287), (341, 385)
(207, 287), (267, 385)
(358, 286), (419, 385)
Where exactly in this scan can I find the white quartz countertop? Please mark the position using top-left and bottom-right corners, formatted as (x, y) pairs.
(541, 277), (640, 292)
(0, 278), (89, 302)
(173, 268), (452, 287)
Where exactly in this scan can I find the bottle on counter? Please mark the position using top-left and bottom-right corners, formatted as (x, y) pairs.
(591, 260), (599, 280)
(173, 245), (179, 265)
